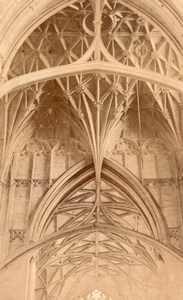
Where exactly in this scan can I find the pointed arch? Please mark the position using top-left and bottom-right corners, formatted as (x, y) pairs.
(102, 158), (168, 241)
(28, 158), (94, 241)
(28, 158), (168, 243)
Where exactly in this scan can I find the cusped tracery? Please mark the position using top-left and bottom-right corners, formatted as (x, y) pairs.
(1, 1), (183, 300)
(8, 0), (183, 80)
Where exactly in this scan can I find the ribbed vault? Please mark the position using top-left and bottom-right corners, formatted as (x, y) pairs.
(0, 1), (183, 300)
(31, 159), (165, 299)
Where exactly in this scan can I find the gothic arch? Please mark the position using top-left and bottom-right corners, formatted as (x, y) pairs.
(28, 158), (167, 243)
(1, 0), (183, 78)
(1, 63), (183, 100)
(0, 1), (183, 299)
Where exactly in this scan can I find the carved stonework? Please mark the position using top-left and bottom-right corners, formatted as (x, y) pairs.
(168, 227), (180, 242)
(151, 51), (159, 60)
(159, 178), (176, 186)
(0, 179), (11, 187)
(135, 45), (148, 57)
(54, 139), (86, 157)
(14, 179), (50, 187)
(9, 230), (26, 242)
(143, 139), (171, 156)
(32, 179), (49, 187)
(2, 2), (183, 299)
(75, 83), (85, 94)
(136, 17), (145, 26)
(46, 139), (59, 148)
(15, 179), (31, 187)
(19, 139), (51, 156)
(143, 179), (157, 188)
(108, 138), (140, 156)
(109, 82), (119, 96)
(131, 32), (140, 41)
(143, 178), (176, 187)
(160, 88), (169, 95)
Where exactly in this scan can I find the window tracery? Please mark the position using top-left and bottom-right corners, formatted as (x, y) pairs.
(86, 289), (110, 300)
(0, 1), (183, 300)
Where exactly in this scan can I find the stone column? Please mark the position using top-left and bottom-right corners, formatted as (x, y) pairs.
(27, 256), (36, 300)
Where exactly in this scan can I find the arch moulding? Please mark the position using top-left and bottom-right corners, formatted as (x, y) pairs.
(27, 158), (167, 245)
(1, 62), (183, 100)
(1, 0), (183, 76)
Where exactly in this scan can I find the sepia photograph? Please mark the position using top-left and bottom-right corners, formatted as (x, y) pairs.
(0, 0), (183, 299)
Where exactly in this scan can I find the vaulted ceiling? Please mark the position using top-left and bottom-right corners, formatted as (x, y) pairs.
(0, 1), (183, 300)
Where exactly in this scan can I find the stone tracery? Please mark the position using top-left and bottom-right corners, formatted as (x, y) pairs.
(0, 1), (183, 300)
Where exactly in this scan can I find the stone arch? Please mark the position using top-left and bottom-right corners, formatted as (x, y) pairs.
(1, 63), (183, 100)
(0, 2), (183, 299)
(16, 137), (52, 154)
(1, 0), (183, 77)
(28, 158), (94, 241)
(28, 158), (168, 243)
(102, 158), (168, 240)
